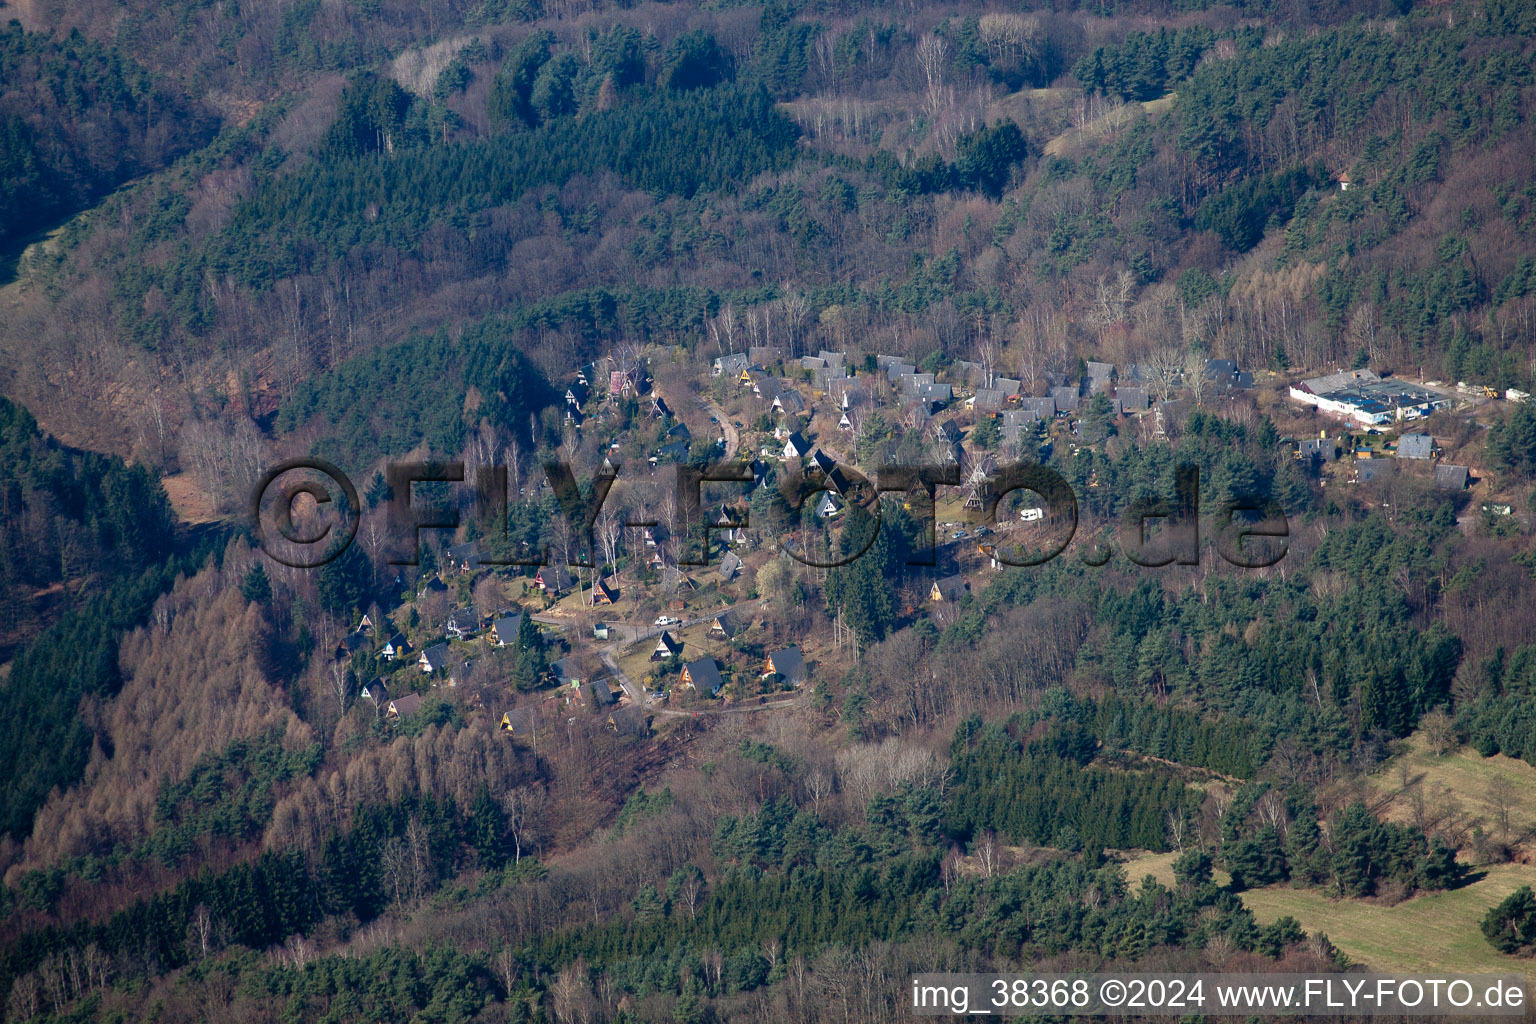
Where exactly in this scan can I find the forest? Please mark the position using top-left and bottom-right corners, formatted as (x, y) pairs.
(3, 0), (1536, 1019)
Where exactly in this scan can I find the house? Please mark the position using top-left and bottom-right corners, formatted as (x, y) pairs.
(680, 657), (724, 696)
(773, 390), (806, 416)
(718, 550), (743, 581)
(713, 353), (750, 377)
(653, 440), (692, 465)
(551, 657), (584, 687)
(711, 610), (743, 639)
(361, 678), (388, 704)
(1356, 461), (1398, 484)
(714, 506), (745, 545)
(593, 621), (610, 641)
(930, 575), (969, 602)
(814, 491), (843, 519)
(751, 374), (784, 401)
(651, 631), (682, 661)
(608, 706), (649, 737)
(445, 608), (479, 639)
(662, 565), (697, 592)
(536, 564), (573, 594)
(810, 448), (838, 475)
(381, 634), (411, 661)
(446, 541), (481, 574)
(336, 629), (369, 658)
(386, 693), (423, 722)
(1396, 433), (1435, 460)
(583, 680), (616, 709)
(593, 578), (620, 605)
(357, 613), (376, 634)
(649, 394), (672, 420)
(996, 378), (1022, 397)
(1019, 396), (1057, 418)
(488, 614), (524, 647)
(1299, 437), (1339, 466)
(1086, 361), (1116, 393)
(783, 432), (811, 459)
(1434, 464), (1470, 490)
(1049, 386), (1081, 413)
(564, 382), (588, 409)
(419, 575), (448, 596)
(418, 643), (451, 675)
(1117, 387), (1150, 413)
(610, 368), (645, 396)
(1001, 408), (1040, 446)
(764, 646), (806, 687)
(500, 707), (538, 737)
(970, 388), (1006, 413)
(1336, 171), (1353, 191)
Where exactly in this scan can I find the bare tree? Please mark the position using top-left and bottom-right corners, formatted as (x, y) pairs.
(975, 829), (999, 879)
(1145, 346), (1184, 403)
(1165, 809), (1188, 854)
(1183, 350), (1210, 407)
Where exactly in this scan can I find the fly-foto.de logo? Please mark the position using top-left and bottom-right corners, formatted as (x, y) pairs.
(250, 457), (1289, 571)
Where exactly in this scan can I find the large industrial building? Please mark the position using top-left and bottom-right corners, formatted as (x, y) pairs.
(1288, 370), (1446, 426)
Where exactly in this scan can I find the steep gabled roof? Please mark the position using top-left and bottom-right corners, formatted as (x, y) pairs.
(766, 646), (806, 686)
(682, 657), (724, 695)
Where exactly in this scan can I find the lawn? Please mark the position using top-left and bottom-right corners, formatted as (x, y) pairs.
(1243, 864), (1536, 977)
(1367, 733), (1536, 846)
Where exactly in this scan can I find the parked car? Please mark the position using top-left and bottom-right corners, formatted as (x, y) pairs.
(654, 615), (680, 627)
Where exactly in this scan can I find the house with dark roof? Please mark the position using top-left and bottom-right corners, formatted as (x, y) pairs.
(608, 706), (649, 737)
(1434, 464), (1470, 490)
(551, 656), (584, 687)
(336, 629), (369, 658)
(536, 564), (573, 593)
(930, 575), (969, 603)
(593, 578), (620, 605)
(583, 680), (616, 709)
(711, 610), (743, 638)
(652, 631), (682, 661)
(387, 693), (423, 722)
(970, 388), (1007, 413)
(1050, 386), (1081, 413)
(446, 541), (481, 574)
(381, 634), (411, 661)
(418, 643), (452, 674)
(1019, 396), (1057, 418)
(1356, 461), (1398, 484)
(1086, 362), (1116, 393)
(1117, 387), (1150, 413)
(500, 706), (538, 738)
(1396, 434), (1435, 460)
(783, 431), (811, 459)
(773, 390), (806, 416)
(764, 647), (806, 687)
(718, 551), (743, 581)
(488, 614), (524, 647)
(714, 353), (750, 378)
(1299, 437), (1339, 466)
(361, 678), (388, 704)
(445, 608), (479, 639)
(681, 657), (724, 696)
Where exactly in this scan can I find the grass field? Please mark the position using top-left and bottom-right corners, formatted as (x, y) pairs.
(1243, 864), (1536, 976)
(1121, 735), (1536, 975)
(1368, 733), (1536, 846)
